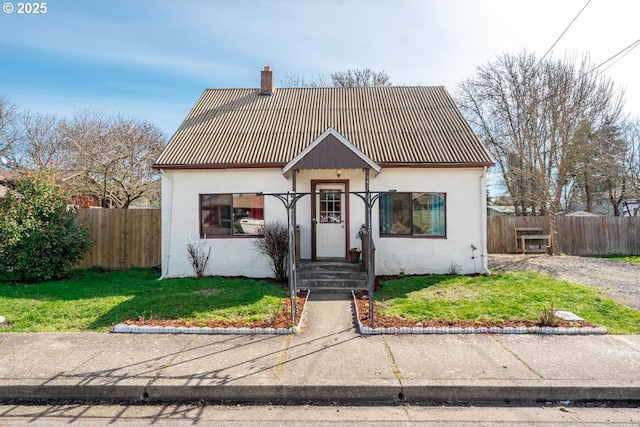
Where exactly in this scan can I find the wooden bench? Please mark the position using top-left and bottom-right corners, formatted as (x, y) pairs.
(515, 227), (550, 254)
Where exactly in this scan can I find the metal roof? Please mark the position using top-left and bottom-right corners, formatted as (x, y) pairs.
(154, 86), (494, 168)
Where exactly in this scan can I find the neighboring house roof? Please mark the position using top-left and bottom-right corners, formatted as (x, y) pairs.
(487, 205), (516, 216)
(0, 170), (17, 182)
(0, 170), (16, 198)
(154, 86), (494, 169)
(564, 210), (601, 217)
(0, 169), (82, 182)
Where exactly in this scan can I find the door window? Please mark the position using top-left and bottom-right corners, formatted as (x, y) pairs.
(319, 190), (342, 223)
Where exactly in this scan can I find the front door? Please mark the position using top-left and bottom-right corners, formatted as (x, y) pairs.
(315, 183), (346, 258)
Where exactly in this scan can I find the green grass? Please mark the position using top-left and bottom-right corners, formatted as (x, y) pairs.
(4, 268), (639, 334)
(375, 272), (640, 334)
(589, 255), (640, 266)
(0, 268), (287, 332)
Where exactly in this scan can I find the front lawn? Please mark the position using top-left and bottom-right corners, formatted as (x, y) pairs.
(4, 268), (638, 334)
(0, 268), (288, 332)
(373, 272), (640, 334)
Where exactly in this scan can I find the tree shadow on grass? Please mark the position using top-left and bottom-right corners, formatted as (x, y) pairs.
(0, 268), (288, 331)
(374, 274), (466, 299)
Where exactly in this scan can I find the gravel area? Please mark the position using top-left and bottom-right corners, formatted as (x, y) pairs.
(489, 254), (640, 310)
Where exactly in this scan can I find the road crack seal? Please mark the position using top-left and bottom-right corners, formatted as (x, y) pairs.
(492, 335), (544, 379)
(382, 336), (403, 384)
(274, 334), (291, 379)
(64, 341), (114, 377)
(147, 336), (197, 387)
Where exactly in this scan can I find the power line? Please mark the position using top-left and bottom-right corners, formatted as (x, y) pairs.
(593, 37), (640, 76)
(535, 0), (592, 68)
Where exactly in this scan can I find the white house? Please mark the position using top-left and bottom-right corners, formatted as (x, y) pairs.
(154, 67), (494, 279)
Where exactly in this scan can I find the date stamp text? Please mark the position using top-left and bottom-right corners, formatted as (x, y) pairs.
(3, 3), (48, 14)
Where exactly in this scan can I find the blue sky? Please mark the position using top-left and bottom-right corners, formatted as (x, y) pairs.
(1, 0), (639, 138)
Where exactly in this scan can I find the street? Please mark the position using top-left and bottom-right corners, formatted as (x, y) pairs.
(0, 403), (638, 426)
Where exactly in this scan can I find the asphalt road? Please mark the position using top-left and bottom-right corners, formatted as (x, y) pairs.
(0, 404), (638, 426)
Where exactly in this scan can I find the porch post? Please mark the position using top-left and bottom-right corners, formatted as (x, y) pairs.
(292, 170), (297, 226)
(365, 168), (374, 325)
(365, 169), (370, 232)
(287, 193), (296, 327)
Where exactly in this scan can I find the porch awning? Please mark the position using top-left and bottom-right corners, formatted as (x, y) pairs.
(282, 127), (381, 176)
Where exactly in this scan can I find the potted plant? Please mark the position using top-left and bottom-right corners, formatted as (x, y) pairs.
(349, 247), (361, 263)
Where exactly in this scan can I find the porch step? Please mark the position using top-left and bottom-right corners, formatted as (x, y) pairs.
(296, 260), (367, 291)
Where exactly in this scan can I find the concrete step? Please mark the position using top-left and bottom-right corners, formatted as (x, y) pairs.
(296, 269), (366, 280)
(298, 261), (363, 271)
(297, 278), (367, 290)
(296, 260), (367, 290)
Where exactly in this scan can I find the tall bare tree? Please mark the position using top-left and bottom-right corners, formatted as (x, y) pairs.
(0, 96), (19, 165)
(279, 73), (331, 88)
(280, 68), (391, 88)
(18, 111), (67, 170)
(622, 118), (640, 206)
(457, 52), (624, 253)
(59, 108), (166, 208)
(330, 68), (391, 87)
(565, 119), (628, 215)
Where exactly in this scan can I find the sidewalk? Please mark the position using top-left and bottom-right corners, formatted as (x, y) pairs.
(0, 291), (639, 404)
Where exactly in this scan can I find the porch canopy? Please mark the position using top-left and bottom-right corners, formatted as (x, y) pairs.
(282, 127), (381, 176)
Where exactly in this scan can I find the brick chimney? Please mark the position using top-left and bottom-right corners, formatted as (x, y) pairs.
(260, 66), (274, 95)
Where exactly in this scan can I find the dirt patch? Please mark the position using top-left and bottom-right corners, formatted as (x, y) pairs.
(125, 290), (307, 330)
(353, 291), (595, 329)
(194, 289), (220, 296)
(489, 254), (640, 310)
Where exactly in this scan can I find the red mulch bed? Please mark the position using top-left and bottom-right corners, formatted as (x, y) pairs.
(124, 290), (307, 330)
(353, 291), (597, 329)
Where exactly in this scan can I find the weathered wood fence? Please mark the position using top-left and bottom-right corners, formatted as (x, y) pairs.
(488, 216), (640, 255)
(75, 210), (640, 270)
(76, 209), (161, 269)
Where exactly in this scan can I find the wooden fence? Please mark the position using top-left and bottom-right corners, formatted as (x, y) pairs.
(74, 210), (640, 270)
(488, 216), (640, 255)
(76, 209), (161, 269)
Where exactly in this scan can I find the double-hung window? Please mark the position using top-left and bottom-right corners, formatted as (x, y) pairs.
(379, 192), (446, 237)
(200, 193), (264, 237)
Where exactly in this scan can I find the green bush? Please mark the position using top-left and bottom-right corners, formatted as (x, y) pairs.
(0, 169), (93, 282)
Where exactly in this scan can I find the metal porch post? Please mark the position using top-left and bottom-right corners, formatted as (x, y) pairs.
(287, 193), (296, 327)
(365, 169), (374, 326)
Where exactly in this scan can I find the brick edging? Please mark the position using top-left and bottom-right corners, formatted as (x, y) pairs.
(113, 290), (310, 335)
(351, 291), (607, 335)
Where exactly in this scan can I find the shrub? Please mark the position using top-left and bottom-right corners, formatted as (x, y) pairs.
(253, 220), (289, 282)
(186, 240), (211, 277)
(537, 304), (560, 327)
(0, 169), (93, 282)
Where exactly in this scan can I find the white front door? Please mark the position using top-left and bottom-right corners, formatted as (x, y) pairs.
(316, 183), (346, 258)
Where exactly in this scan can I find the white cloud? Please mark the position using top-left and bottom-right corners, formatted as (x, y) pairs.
(1, 0), (638, 133)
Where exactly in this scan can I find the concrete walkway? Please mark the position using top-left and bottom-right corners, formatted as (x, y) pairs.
(0, 290), (639, 404)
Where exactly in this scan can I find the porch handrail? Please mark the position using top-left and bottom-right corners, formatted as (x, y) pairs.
(360, 224), (376, 325)
(360, 224), (375, 275)
(294, 225), (301, 268)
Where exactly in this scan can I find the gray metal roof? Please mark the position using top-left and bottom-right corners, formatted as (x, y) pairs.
(154, 86), (493, 168)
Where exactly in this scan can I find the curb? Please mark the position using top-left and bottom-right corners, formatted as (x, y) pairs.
(2, 382), (638, 405)
(112, 290), (310, 335)
(351, 291), (608, 335)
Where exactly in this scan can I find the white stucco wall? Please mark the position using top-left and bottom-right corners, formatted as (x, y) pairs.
(368, 167), (489, 275)
(160, 168), (290, 278)
(160, 166), (489, 278)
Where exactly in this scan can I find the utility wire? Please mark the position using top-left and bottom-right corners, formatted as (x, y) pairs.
(592, 37), (640, 76)
(535, 0), (592, 68)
